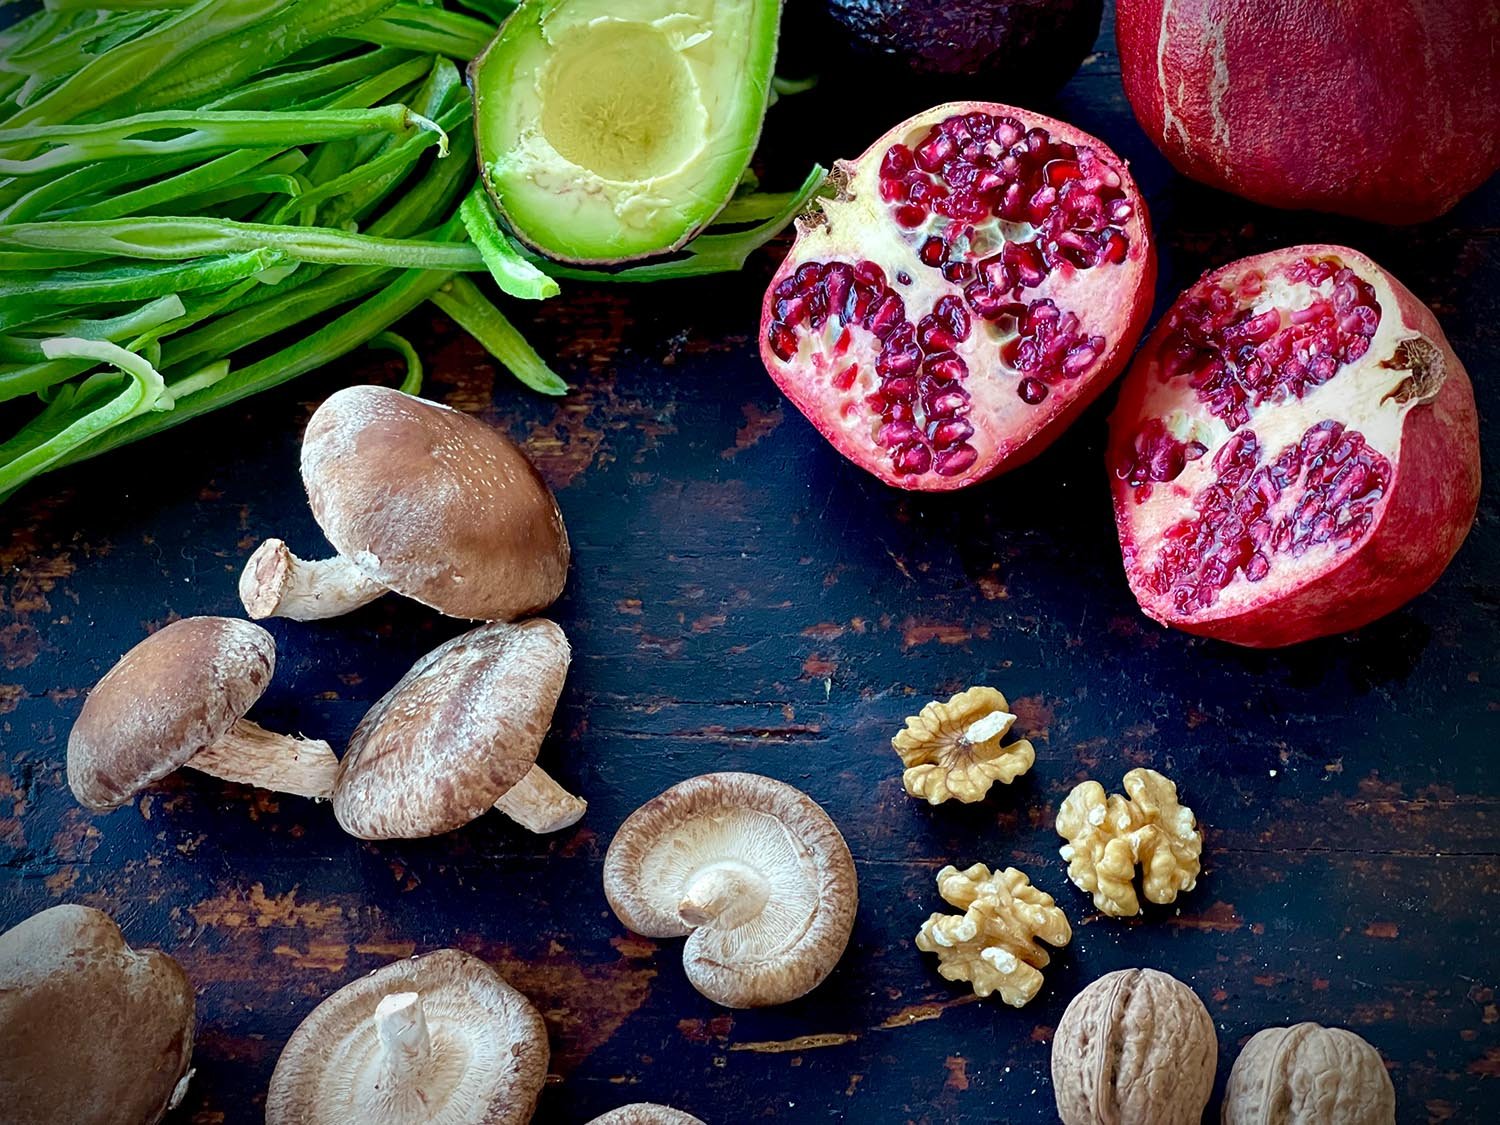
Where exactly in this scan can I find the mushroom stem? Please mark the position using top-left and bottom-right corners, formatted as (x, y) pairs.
(188, 719), (339, 800)
(678, 861), (771, 928)
(239, 539), (386, 621)
(492, 765), (587, 833)
(374, 991), (431, 1081)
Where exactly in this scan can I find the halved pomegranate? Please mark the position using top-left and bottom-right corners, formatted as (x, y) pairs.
(759, 102), (1155, 490)
(1109, 246), (1480, 648)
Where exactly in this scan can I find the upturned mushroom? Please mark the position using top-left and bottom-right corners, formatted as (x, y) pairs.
(587, 1106), (706, 1125)
(332, 618), (585, 837)
(239, 384), (568, 622)
(0, 904), (195, 1125)
(604, 772), (858, 1008)
(67, 616), (338, 810)
(265, 948), (547, 1125)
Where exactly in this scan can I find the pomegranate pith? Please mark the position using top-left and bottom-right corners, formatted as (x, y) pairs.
(759, 101), (1156, 490)
(1109, 246), (1480, 648)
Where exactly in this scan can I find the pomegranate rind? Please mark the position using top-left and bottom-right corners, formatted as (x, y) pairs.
(1115, 0), (1500, 224)
(758, 100), (1155, 492)
(1109, 245), (1480, 647)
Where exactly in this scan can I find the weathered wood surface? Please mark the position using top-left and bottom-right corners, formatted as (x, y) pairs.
(2, 7), (1498, 1123)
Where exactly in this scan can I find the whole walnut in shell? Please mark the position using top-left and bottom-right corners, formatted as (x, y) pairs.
(1052, 967), (1216, 1125)
(1224, 1023), (1395, 1124)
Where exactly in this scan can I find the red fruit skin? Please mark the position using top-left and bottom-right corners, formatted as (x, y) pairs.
(1115, 0), (1500, 223)
(758, 101), (1157, 491)
(1109, 246), (1480, 647)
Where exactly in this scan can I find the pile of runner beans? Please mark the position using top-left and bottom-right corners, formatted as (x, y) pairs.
(0, 0), (823, 501)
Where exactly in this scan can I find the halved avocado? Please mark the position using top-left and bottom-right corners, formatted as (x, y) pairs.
(469, 0), (782, 264)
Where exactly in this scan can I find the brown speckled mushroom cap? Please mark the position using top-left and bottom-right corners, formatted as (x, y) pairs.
(333, 619), (569, 839)
(67, 616), (275, 810)
(0, 904), (195, 1125)
(300, 385), (569, 621)
(604, 772), (858, 1008)
(587, 1105), (706, 1125)
(265, 948), (547, 1125)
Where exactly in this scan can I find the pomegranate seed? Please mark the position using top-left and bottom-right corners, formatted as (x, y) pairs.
(916, 317), (958, 353)
(878, 337), (920, 377)
(933, 295), (971, 340)
(926, 389), (969, 418)
(882, 375), (917, 399)
(1045, 159), (1081, 186)
(964, 112), (994, 139)
(792, 262), (822, 292)
(867, 294), (906, 338)
(895, 204), (927, 228)
(881, 145), (914, 179)
(879, 420), (919, 446)
(932, 419), (975, 447)
(892, 443), (933, 474)
(767, 323), (796, 362)
(1018, 378), (1048, 404)
(934, 445), (978, 477)
(941, 261), (974, 283)
(924, 352), (968, 383)
(854, 260), (887, 288)
(919, 236), (946, 266)
(915, 133), (956, 172)
(832, 364), (858, 391)
(823, 263), (853, 324)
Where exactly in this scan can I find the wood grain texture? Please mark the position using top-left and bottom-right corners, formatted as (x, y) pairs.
(2, 6), (1497, 1122)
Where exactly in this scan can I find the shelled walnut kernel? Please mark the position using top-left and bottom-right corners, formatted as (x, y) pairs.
(892, 687), (1035, 804)
(914, 863), (1070, 1007)
(1055, 767), (1201, 917)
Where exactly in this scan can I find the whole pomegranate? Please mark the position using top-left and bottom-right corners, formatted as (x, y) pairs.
(1115, 0), (1500, 223)
(760, 102), (1156, 490)
(1109, 245), (1479, 648)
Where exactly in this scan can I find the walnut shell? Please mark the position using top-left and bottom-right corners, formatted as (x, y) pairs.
(1223, 1023), (1395, 1124)
(1052, 967), (1217, 1125)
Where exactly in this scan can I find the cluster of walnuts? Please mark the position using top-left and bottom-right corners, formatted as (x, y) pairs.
(892, 687), (1396, 1125)
(893, 687), (1203, 1007)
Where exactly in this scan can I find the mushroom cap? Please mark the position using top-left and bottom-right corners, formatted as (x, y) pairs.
(603, 772), (858, 1007)
(332, 619), (570, 839)
(587, 1105), (706, 1125)
(300, 385), (569, 621)
(0, 904), (195, 1125)
(67, 616), (275, 810)
(265, 948), (547, 1125)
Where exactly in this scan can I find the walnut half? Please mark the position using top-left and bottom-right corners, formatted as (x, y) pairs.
(914, 863), (1071, 1007)
(1224, 1023), (1396, 1124)
(1055, 767), (1202, 917)
(892, 687), (1035, 804)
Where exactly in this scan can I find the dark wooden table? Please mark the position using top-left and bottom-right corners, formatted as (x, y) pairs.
(3, 7), (1497, 1123)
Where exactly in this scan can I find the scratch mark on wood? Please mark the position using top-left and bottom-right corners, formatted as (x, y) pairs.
(729, 1032), (860, 1053)
(944, 1055), (970, 1091)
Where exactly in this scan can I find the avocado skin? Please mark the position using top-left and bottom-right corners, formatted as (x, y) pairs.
(822, 0), (1102, 94)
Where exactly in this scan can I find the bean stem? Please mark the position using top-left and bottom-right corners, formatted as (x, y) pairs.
(431, 275), (567, 395)
(0, 217), (482, 271)
(0, 104), (445, 176)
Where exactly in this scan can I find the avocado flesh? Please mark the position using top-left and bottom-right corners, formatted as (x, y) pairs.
(471, 0), (781, 264)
